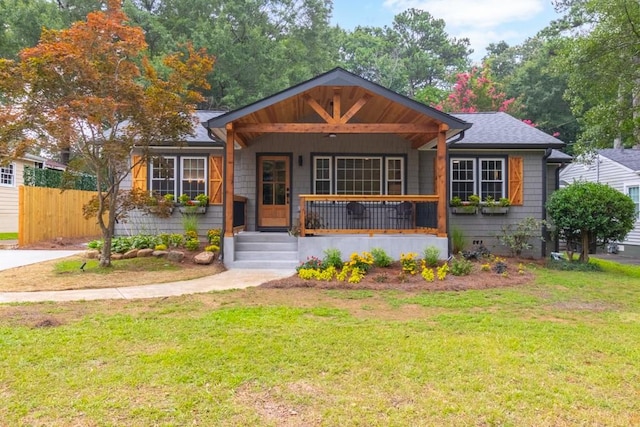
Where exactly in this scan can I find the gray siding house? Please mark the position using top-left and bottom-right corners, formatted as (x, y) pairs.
(560, 148), (640, 257)
(119, 68), (567, 268)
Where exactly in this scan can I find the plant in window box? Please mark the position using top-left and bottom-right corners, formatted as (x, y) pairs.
(146, 193), (174, 217)
(481, 196), (510, 215)
(450, 195), (479, 214)
(178, 193), (208, 214)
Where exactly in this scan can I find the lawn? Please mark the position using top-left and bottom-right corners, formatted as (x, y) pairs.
(1, 263), (639, 426)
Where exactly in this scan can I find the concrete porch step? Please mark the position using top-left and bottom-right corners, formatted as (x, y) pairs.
(225, 259), (299, 270)
(235, 250), (298, 261)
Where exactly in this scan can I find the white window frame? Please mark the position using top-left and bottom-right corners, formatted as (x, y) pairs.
(450, 158), (476, 201)
(385, 157), (404, 195)
(313, 156), (332, 195)
(625, 184), (640, 221)
(479, 158), (506, 201)
(312, 155), (405, 195)
(150, 156), (177, 198)
(0, 163), (15, 187)
(180, 156), (208, 199)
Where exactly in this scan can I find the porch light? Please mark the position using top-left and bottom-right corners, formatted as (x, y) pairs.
(327, 133), (337, 138)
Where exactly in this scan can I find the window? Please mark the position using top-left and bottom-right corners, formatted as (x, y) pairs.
(450, 157), (506, 201)
(181, 157), (207, 199)
(450, 159), (475, 201)
(480, 159), (505, 200)
(148, 156), (207, 199)
(313, 155), (404, 195)
(314, 157), (331, 194)
(0, 163), (14, 186)
(628, 186), (640, 220)
(386, 157), (403, 195)
(150, 156), (176, 197)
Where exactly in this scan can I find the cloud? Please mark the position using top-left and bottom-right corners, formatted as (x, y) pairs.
(382, 0), (547, 60)
(383, 0), (544, 28)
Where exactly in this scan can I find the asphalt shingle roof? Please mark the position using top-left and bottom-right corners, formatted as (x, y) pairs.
(451, 112), (565, 149)
(599, 148), (640, 172)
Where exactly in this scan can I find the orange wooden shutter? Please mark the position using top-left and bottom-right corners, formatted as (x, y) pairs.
(208, 155), (223, 205)
(132, 155), (147, 191)
(508, 156), (523, 206)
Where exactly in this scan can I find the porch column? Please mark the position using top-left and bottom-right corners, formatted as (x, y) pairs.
(224, 123), (235, 238)
(436, 124), (448, 237)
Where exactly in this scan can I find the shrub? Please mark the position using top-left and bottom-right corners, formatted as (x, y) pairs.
(185, 230), (198, 241)
(450, 256), (473, 276)
(87, 239), (103, 250)
(423, 246), (440, 267)
(492, 257), (508, 274)
(451, 227), (466, 254)
(400, 252), (419, 275)
(111, 236), (133, 254)
(371, 247), (393, 267)
(131, 234), (159, 249)
(437, 263), (449, 280)
(154, 243), (167, 251)
(421, 267), (435, 282)
(185, 239), (200, 251)
(498, 217), (545, 257)
(346, 251), (374, 272)
(297, 256), (323, 272)
(205, 245), (219, 253)
(546, 259), (602, 272)
(323, 248), (343, 269)
(207, 229), (221, 246)
(168, 233), (184, 248)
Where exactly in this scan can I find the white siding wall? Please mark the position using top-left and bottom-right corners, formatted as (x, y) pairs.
(0, 160), (27, 233)
(560, 155), (640, 251)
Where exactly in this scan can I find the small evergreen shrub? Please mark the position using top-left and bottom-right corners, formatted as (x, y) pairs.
(423, 246), (440, 267)
(371, 247), (392, 268)
(323, 248), (343, 269)
(450, 256), (473, 276)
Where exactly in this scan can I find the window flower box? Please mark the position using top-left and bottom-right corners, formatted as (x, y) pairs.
(178, 204), (207, 215)
(481, 206), (509, 215)
(451, 206), (478, 215)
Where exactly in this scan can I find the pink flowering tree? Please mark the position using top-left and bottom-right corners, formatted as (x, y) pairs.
(436, 65), (521, 114)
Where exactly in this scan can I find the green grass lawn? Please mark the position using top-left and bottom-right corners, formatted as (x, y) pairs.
(0, 232), (18, 240)
(1, 263), (639, 426)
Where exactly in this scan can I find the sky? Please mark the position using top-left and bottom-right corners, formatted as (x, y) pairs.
(330, 0), (562, 62)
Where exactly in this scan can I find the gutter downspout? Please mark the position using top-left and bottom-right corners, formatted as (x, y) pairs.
(541, 148), (553, 258)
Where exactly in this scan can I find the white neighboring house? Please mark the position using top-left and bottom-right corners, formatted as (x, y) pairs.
(0, 154), (66, 233)
(559, 148), (640, 257)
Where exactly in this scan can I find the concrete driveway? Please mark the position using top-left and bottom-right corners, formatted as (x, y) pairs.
(0, 249), (82, 271)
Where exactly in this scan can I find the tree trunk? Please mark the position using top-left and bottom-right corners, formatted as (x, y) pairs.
(579, 231), (590, 263)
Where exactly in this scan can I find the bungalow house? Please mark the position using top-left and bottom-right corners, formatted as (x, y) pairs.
(120, 68), (567, 268)
(559, 148), (640, 257)
(0, 153), (66, 233)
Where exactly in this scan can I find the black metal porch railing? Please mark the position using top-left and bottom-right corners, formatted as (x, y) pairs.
(299, 195), (439, 236)
(233, 195), (248, 232)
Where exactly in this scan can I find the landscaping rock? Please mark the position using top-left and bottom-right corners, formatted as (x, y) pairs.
(167, 250), (185, 263)
(123, 249), (139, 259)
(137, 248), (154, 257)
(194, 251), (215, 265)
(111, 253), (124, 260)
(85, 249), (100, 259)
(152, 250), (168, 258)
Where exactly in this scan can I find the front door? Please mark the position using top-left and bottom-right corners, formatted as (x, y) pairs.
(258, 155), (290, 229)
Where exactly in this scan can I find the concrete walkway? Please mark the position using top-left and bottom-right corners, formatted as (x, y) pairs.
(0, 248), (294, 303)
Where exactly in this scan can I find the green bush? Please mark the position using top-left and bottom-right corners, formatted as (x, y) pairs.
(185, 239), (200, 251)
(87, 239), (103, 250)
(131, 234), (159, 249)
(423, 246), (440, 267)
(498, 217), (545, 257)
(323, 248), (343, 269)
(546, 259), (602, 272)
(111, 237), (133, 254)
(23, 165), (98, 191)
(370, 247), (392, 267)
(450, 256), (473, 276)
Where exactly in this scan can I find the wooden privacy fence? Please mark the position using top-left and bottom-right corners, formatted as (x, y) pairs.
(19, 186), (102, 246)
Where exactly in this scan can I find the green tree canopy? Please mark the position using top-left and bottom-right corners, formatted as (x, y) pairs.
(546, 181), (636, 262)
